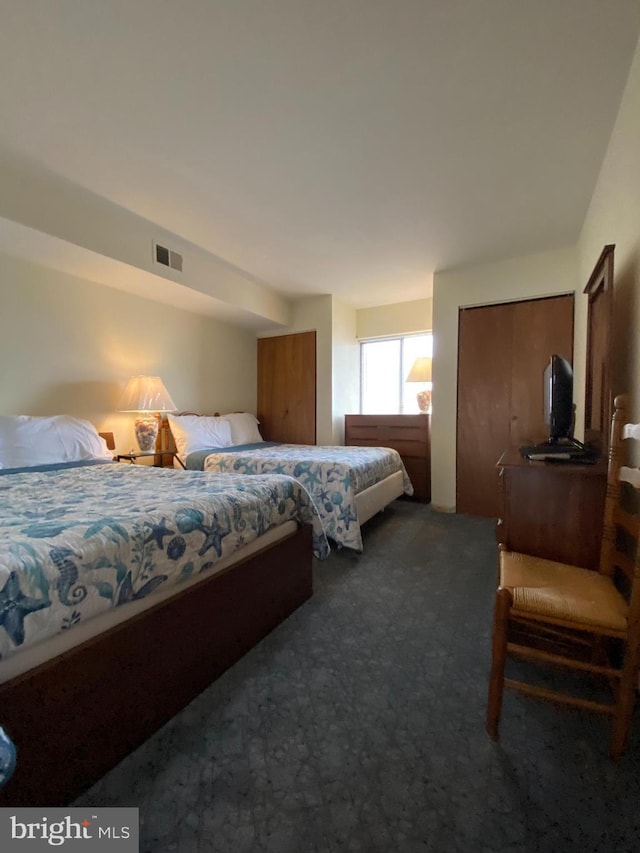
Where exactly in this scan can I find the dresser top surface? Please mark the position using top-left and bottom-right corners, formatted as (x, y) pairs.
(497, 447), (606, 474)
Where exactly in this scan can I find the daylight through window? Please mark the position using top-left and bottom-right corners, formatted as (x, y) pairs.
(360, 333), (433, 414)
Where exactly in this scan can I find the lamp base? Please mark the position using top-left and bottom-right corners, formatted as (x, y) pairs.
(134, 414), (159, 452)
(416, 390), (432, 414)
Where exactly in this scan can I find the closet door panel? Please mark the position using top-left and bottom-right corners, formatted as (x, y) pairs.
(257, 331), (316, 445)
(456, 294), (574, 518)
(509, 295), (574, 448)
(456, 303), (513, 517)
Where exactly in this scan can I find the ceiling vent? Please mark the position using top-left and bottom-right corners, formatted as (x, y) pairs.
(153, 241), (183, 273)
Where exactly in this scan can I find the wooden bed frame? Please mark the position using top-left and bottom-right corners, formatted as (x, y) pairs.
(0, 524), (312, 806)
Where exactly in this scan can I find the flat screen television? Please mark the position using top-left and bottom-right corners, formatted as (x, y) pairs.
(544, 354), (574, 443)
(519, 355), (594, 460)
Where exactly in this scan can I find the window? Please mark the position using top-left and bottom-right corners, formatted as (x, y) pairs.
(360, 333), (433, 414)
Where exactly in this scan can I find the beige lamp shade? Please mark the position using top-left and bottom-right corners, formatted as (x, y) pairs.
(117, 375), (176, 452)
(406, 357), (432, 413)
(406, 357), (432, 384)
(117, 375), (177, 413)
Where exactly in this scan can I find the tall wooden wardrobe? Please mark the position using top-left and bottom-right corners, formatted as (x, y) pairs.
(257, 331), (317, 445)
(456, 294), (574, 517)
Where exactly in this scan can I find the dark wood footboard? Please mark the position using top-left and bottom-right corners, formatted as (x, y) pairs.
(0, 524), (313, 806)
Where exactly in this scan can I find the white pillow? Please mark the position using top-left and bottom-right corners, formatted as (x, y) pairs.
(0, 415), (112, 469)
(220, 412), (263, 445)
(167, 414), (233, 459)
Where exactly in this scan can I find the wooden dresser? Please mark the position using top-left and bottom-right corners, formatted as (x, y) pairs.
(496, 448), (607, 570)
(344, 414), (430, 502)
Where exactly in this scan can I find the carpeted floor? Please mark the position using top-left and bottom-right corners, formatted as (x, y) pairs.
(74, 501), (640, 852)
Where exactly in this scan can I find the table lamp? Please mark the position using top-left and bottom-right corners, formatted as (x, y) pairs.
(118, 375), (177, 452)
(406, 357), (432, 413)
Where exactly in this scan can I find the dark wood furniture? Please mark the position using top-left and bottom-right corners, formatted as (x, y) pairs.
(258, 331), (317, 444)
(344, 414), (430, 502)
(584, 244), (615, 457)
(496, 448), (607, 571)
(0, 525), (312, 806)
(116, 450), (179, 467)
(457, 294), (574, 517)
(488, 396), (640, 760)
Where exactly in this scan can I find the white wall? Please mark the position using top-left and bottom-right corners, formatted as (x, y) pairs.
(578, 33), (640, 418)
(431, 247), (579, 511)
(261, 296), (335, 444)
(259, 295), (361, 445)
(431, 33), (640, 513)
(0, 150), (291, 329)
(331, 300), (359, 444)
(0, 252), (257, 452)
(356, 298), (432, 339)
(277, 295), (426, 446)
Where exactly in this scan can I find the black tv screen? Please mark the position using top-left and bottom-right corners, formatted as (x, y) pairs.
(544, 355), (574, 442)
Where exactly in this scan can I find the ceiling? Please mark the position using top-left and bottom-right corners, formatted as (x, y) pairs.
(1, 1), (639, 309)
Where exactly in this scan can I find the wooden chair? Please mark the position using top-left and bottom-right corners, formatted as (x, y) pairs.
(487, 394), (640, 759)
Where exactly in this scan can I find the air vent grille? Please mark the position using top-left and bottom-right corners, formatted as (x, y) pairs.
(154, 242), (183, 273)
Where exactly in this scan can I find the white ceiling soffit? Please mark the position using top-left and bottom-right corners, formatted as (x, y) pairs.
(0, 0), (639, 310)
(0, 218), (286, 330)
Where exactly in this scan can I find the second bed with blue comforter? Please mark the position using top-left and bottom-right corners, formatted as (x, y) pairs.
(186, 442), (414, 551)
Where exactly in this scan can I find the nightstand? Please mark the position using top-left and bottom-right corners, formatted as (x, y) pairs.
(115, 451), (179, 468)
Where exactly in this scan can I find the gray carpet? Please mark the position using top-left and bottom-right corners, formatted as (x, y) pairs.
(74, 502), (640, 852)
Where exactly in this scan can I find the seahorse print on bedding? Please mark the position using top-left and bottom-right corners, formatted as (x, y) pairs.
(49, 547), (87, 605)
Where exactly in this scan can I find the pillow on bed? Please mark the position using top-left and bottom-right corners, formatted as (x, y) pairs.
(167, 413), (233, 459)
(220, 412), (264, 445)
(0, 415), (112, 469)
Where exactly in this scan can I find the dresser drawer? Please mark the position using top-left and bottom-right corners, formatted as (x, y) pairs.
(345, 414), (431, 503)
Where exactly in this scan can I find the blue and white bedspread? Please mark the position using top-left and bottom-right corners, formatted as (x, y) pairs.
(195, 444), (413, 551)
(0, 463), (328, 664)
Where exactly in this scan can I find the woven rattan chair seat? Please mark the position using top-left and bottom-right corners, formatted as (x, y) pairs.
(500, 549), (628, 632)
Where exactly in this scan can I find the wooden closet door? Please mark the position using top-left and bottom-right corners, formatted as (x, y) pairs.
(456, 294), (574, 518)
(457, 304), (513, 517)
(509, 296), (574, 448)
(257, 331), (316, 444)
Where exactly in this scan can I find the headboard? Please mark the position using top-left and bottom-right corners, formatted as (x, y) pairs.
(98, 432), (116, 451)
